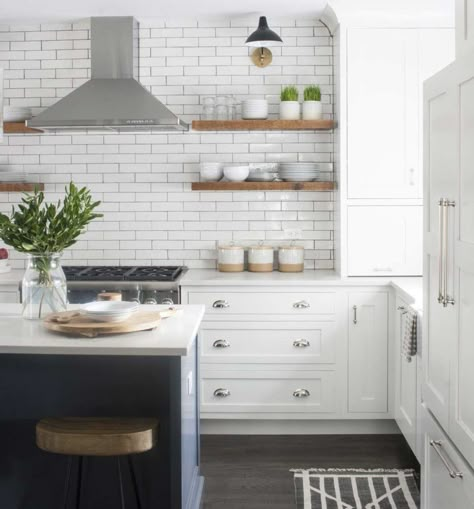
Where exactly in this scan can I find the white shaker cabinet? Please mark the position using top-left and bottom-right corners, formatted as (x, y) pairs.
(347, 29), (414, 199)
(394, 297), (418, 455)
(348, 291), (388, 413)
(346, 28), (454, 201)
(347, 205), (423, 276)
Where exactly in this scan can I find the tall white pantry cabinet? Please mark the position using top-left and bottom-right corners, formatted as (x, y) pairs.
(332, 20), (454, 276)
(422, 7), (474, 505)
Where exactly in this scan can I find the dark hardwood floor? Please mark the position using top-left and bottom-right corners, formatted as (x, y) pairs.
(200, 434), (419, 509)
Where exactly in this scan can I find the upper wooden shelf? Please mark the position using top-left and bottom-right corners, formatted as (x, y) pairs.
(191, 181), (335, 191)
(0, 183), (44, 192)
(191, 119), (335, 131)
(4, 122), (42, 134)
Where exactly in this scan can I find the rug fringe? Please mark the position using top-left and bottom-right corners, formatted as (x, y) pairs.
(290, 468), (416, 474)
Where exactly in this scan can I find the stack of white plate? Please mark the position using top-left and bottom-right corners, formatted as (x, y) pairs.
(242, 99), (268, 120)
(80, 301), (139, 323)
(279, 162), (320, 182)
(3, 106), (32, 122)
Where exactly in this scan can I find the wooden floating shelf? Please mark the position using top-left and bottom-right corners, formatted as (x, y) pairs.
(4, 122), (42, 134)
(192, 119), (335, 131)
(191, 181), (335, 191)
(0, 183), (45, 192)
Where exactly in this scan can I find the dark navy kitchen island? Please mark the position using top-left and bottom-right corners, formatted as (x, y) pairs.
(0, 304), (205, 509)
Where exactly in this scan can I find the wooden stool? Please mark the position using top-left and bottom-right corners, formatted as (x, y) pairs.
(36, 417), (159, 509)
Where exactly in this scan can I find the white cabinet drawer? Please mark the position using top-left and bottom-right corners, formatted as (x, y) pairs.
(423, 407), (474, 509)
(188, 291), (336, 316)
(201, 369), (336, 414)
(200, 322), (336, 364)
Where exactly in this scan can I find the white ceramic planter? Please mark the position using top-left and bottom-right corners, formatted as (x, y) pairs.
(279, 101), (300, 120)
(302, 101), (322, 120)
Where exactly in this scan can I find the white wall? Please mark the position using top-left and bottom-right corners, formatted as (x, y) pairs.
(0, 17), (335, 269)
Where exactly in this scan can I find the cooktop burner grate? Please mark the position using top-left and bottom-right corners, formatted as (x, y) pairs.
(63, 266), (185, 282)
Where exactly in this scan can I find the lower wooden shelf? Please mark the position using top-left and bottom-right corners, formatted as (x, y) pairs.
(0, 183), (44, 192)
(191, 181), (335, 191)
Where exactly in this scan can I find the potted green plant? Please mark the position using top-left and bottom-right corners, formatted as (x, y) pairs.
(303, 85), (322, 120)
(0, 183), (102, 319)
(279, 85), (300, 120)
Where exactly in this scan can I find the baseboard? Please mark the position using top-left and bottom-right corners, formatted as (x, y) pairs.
(200, 419), (400, 435)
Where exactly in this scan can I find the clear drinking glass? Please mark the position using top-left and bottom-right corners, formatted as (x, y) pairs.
(216, 96), (228, 120)
(22, 253), (67, 320)
(202, 96), (216, 120)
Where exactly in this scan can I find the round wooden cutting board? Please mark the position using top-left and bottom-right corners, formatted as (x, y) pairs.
(43, 310), (166, 338)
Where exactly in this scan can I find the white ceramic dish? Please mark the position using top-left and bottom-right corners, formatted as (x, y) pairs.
(81, 301), (139, 322)
(223, 165), (250, 182)
(200, 162), (224, 182)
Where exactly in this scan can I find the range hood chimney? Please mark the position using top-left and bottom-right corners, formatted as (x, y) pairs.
(28, 17), (188, 132)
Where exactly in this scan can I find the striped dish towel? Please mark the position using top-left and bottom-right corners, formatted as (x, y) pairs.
(402, 309), (418, 362)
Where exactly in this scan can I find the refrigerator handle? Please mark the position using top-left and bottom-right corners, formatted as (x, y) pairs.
(438, 198), (445, 305)
(443, 199), (456, 307)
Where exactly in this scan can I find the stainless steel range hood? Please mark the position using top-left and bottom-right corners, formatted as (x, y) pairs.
(28, 17), (188, 132)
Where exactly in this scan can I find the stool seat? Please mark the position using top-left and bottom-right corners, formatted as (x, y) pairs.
(36, 417), (159, 457)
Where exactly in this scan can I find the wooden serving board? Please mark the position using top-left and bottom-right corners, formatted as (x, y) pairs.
(43, 309), (177, 338)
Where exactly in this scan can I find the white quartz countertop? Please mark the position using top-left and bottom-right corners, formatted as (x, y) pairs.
(0, 304), (205, 357)
(181, 270), (423, 309)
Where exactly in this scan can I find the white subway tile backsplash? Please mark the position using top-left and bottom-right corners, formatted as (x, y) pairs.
(1, 16), (333, 269)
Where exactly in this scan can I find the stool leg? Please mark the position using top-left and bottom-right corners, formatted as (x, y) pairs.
(117, 458), (126, 509)
(61, 456), (73, 509)
(75, 456), (83, 509)
(127, 456), (143, 509)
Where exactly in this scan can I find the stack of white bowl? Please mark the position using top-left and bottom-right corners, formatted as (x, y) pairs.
(3, 106), (32, 122)
(242, 99), (268, 120)
(81, 301), (139, 322)
(200, 162), (224, 182)
(279, 162), (320, 182)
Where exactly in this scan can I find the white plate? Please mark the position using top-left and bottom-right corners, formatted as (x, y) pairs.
(282, 177), (319, 182)
(81, 301), (139, 315)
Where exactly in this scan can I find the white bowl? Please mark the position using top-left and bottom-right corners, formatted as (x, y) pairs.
(223, 166), (250, 182)
(200, 162), (224, 182)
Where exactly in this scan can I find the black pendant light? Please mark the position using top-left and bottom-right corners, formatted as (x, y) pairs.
(245, 16), (283, 47)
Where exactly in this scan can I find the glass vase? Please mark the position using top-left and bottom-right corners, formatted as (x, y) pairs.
(21, 253), (67, 320)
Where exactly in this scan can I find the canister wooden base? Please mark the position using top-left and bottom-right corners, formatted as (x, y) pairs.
(279, 263), (304, 273)
(248, 263), (273, 272)
(218, 263), (244, 272)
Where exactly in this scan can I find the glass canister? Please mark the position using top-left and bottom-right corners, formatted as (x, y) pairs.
(278, 244), (304, 272)
(248, 243), (274, 272)
(217, 243), (244, 272)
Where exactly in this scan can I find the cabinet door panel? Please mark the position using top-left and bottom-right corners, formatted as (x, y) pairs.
(422, 407), (474, 509)
(450, 58), (474, 467)
(423, 66), (458, 431)
(347, 29), (411, 199)
(348, 292), (388, 413)
(347, 205), (422, 276)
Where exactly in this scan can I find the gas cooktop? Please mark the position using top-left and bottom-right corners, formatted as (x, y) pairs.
(63, 266), (185, 282)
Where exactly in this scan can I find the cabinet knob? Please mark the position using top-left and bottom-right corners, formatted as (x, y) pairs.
(213, 388), (231, 398)
(293, 300), (310, 309)
(212, 339), (230, 349)
(293, 388), (310, 398)
(212, 300), (230, 309)
(293, 339), (310, 348)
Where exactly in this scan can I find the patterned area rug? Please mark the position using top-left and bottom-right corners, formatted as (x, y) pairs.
(292, 468), (420, 509)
